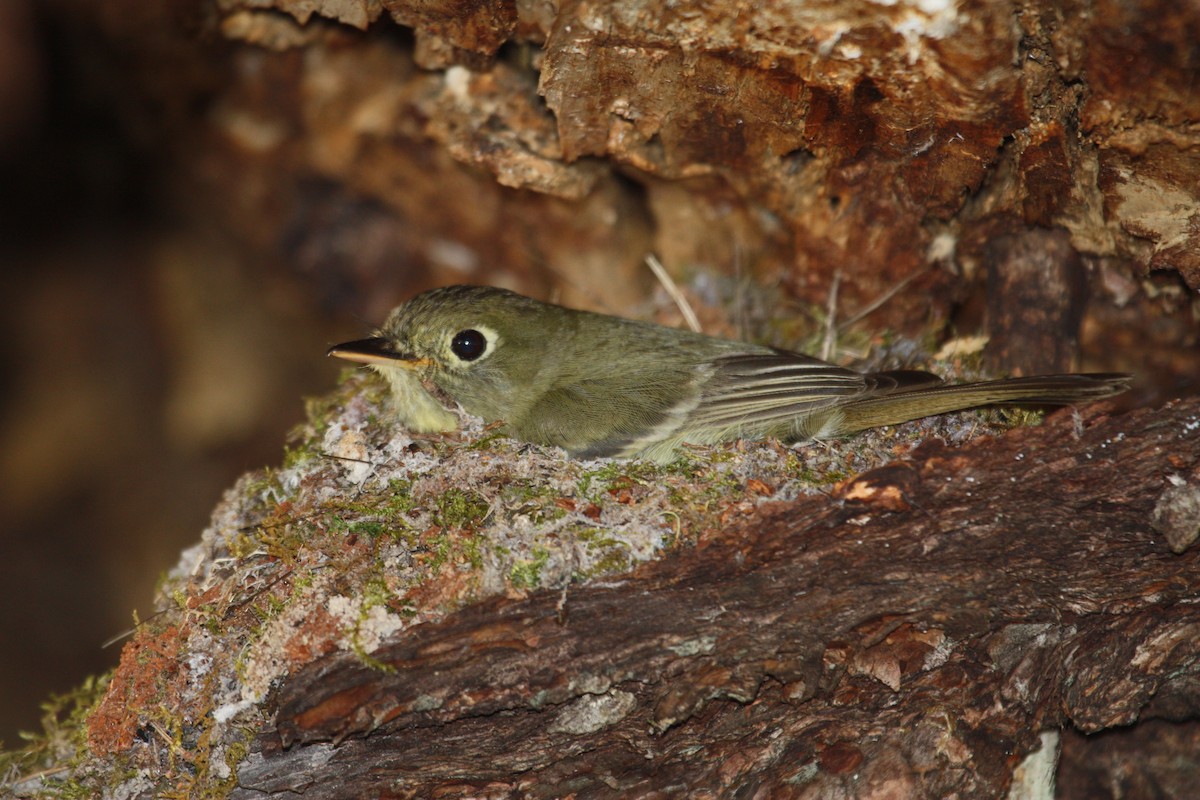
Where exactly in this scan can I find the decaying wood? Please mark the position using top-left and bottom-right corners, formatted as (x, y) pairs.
(1059, 720), (1200, 800)
(983, 226), (1087, 374)
(232, 398), (1200, 799)
(64, 0), (1199, 329)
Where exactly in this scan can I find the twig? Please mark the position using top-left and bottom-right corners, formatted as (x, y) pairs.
(645, 254), (702, 333)
(821, 270), (841, 361)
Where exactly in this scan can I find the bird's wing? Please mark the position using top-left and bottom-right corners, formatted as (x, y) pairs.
(515, 348), (942, 459)
(686, 352), (941, 434)
(513, 361), (706, 459)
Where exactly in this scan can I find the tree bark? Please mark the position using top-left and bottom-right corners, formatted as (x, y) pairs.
(232, 398), (1200, 798)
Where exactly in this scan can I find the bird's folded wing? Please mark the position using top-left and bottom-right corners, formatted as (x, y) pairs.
(688, 353), (939, 430)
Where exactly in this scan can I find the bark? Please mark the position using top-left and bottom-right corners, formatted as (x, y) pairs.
(59, 0), (1200, 330)
(232, 398), (1200, 798)
(243, 0), (1198, 305)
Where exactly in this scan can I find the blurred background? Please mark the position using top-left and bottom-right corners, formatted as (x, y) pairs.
(0, 1), (330, 742)
(2, 0), (1196, 746)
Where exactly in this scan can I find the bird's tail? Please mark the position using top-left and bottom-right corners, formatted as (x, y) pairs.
(833, 373), (1132, 434)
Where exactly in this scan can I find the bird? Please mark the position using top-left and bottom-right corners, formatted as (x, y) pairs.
(328, 285), (1131, 463)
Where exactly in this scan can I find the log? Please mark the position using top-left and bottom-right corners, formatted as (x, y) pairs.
(231, 398), (1200, 798)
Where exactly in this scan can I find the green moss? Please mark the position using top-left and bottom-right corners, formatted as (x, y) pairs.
(997, 407), (1045, 428)
(460, 533), (485, 569)
(347, 520), (385, 537)
(239, 466), (296, 507)
(508, 546), (551, 589)
(345, 575), (400, 674)
(664, 463), (739, 510)
(576, 460), (665, 501)
(249, 593), (287, 625)
(499, 479), (569, 524)
(572, 529), (633, 579)
(385, 478), (418, 515)
(0, 671), (113, 796)
(216, 738), (251, 796)
(780, 452), (819, 485)
(574, 528), (620, 548)
(467, 430), (509, 451)
(421, 527), (487, 573)
(579, 548), (633, 579)
(316, 478), (421, 545)
(431, 488), (490, 530)
(280, 441), (317, 471)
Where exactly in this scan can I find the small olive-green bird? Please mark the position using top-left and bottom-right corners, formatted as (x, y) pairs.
(328, 285), (1130, 463)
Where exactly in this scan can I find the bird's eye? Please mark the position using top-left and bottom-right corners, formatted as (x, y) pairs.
(450, 329), (487, 361)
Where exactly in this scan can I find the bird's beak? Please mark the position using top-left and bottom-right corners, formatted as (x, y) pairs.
(327, 337), (431, 368)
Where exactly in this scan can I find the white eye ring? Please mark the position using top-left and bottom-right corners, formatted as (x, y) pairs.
(444, 324), (500, 365)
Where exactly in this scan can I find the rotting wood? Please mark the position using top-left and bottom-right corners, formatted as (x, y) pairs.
(233, 398), (1200, 798)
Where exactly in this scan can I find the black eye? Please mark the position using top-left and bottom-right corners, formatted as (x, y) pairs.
(450, 329), (487, 361)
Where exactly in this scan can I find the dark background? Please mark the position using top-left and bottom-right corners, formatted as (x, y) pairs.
(0, 1), (339, 743)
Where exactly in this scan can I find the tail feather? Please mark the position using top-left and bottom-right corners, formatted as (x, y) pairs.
(834, 373), (1131, 434)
